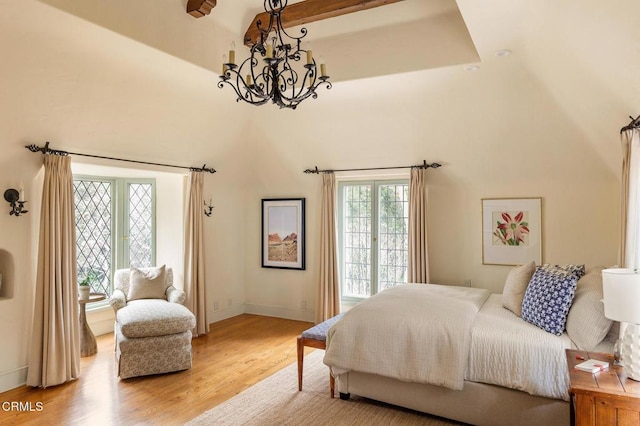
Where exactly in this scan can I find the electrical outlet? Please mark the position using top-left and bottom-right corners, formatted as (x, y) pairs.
(227, 298), (232, 307)
(213, 300), (219, 310)
(464, 279), (472, 287)
(300, 300), (307, 310)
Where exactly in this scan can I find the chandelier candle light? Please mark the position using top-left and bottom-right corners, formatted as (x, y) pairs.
(219, 0), (331, 109)
(602, 268), (640, 381)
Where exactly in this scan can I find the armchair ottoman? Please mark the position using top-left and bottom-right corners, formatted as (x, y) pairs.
(110, 266), (196, 379)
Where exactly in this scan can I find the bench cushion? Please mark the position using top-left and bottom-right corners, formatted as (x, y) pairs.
(118, 299), (196, 338)
(301, 313), (345, 341)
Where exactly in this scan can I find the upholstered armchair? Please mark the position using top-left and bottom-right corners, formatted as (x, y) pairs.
(109, 265), (196, 379)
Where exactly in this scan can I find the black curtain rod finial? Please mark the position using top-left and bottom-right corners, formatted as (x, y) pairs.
(413, 160), (441, 170)
(25, 142), (68, 156)
(621, 114), (640, 133)
(422, 159), (442, 169)
(190, 163), (217, 174)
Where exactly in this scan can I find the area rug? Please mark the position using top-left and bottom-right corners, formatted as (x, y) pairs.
(186, 350), (462, 426)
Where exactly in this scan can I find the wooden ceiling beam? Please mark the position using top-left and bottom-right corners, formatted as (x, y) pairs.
(243, 0), (405, 45)
(187, 0), (217, 18)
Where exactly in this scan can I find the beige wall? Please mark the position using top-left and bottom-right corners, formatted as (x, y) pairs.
(243, 59), (619, 321)
(0, 0), (624, 392)
(0, 2), (250, 392)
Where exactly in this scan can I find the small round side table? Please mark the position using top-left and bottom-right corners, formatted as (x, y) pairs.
(79, 292), (107, 357)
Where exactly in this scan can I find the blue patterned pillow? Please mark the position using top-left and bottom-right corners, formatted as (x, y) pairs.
(521, 266), (581, 335)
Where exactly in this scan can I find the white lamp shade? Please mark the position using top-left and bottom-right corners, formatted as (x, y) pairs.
(602, 268), (640, 324)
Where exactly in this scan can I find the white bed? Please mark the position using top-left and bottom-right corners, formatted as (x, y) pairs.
(324, 283), (614, 426)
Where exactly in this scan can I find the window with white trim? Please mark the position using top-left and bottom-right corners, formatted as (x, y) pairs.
(338, 179), (409, 301)
(73, 176), (156, 297)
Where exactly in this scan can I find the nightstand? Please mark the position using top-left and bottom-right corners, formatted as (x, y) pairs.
(567, 349), (640, 425)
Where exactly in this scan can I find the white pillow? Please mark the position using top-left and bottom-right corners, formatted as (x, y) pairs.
(127, 265), (166, 301)
(501, 261), (536, 317)
(565, 268), (613, 350)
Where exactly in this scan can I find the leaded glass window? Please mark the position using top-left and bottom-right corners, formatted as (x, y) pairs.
(74, 177), (155, 297)
(74, 179), (113, 296)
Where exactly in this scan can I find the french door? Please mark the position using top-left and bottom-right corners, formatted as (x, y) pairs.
(338, 179), (409, 301)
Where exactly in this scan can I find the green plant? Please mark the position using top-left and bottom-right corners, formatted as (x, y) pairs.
(79, 270), (98, 287)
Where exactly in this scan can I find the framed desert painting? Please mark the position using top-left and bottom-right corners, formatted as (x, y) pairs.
(482, 197), (542, 266)
(262, 198), (305, 270)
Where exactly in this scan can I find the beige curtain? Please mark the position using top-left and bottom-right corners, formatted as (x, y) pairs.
(620, 129), (640, 268)
(184, 171), (209, 336)
(408, 167), (430, 283)
(27, 155), (80, 388)
(316, 172), (339, 323)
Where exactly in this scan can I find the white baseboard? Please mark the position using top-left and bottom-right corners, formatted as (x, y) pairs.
(209, 304), (245, 323)
(0, 366), (27, 393)
(90, 318), (115, 337)
(87, 305), (115, 337)
(244, 303), (314, 323)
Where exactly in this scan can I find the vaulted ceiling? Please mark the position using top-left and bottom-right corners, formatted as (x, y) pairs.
(189, 0), (418, 47)
(199, 0), (481, 81)
(31, 0), (640, 175)
(38, 0), (480, 82)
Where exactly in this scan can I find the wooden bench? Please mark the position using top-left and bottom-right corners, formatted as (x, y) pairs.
(297, 313), (344, 398)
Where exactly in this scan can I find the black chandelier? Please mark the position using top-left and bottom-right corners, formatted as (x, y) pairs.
(219, 0), (332, 110)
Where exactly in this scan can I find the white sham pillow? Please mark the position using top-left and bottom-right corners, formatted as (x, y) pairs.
(501, 261), (536, 317)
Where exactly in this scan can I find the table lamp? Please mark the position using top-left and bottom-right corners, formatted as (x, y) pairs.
(602, 268), (640, 380)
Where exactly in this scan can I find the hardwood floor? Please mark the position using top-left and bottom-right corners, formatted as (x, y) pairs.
(0, 314), (314, 425)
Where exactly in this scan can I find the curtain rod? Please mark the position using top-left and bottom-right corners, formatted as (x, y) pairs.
(303, 160), (441, 174)
(621, 115), (640, 133)
(25, 142), (216, 174)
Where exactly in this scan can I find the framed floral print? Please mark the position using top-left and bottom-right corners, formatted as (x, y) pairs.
(261, 198), (305, 270)
(482, 197), (542, 266)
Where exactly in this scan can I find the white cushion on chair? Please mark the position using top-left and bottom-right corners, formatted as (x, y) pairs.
(114, 267), (174, 299)
(117, 325), (192, 353)
(118, 299), (196, 338)
(128, 265), (166, 301)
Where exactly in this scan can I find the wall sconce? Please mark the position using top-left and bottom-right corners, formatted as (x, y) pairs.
(4, 189), (28, 217)
(204, 199), (214, 217)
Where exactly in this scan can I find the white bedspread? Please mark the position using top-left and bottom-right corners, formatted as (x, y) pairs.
(466, 294), (575, 400)
(324, 284), (490, 390)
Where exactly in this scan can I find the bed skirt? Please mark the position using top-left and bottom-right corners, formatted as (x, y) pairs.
(335, 371), (568, 426)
